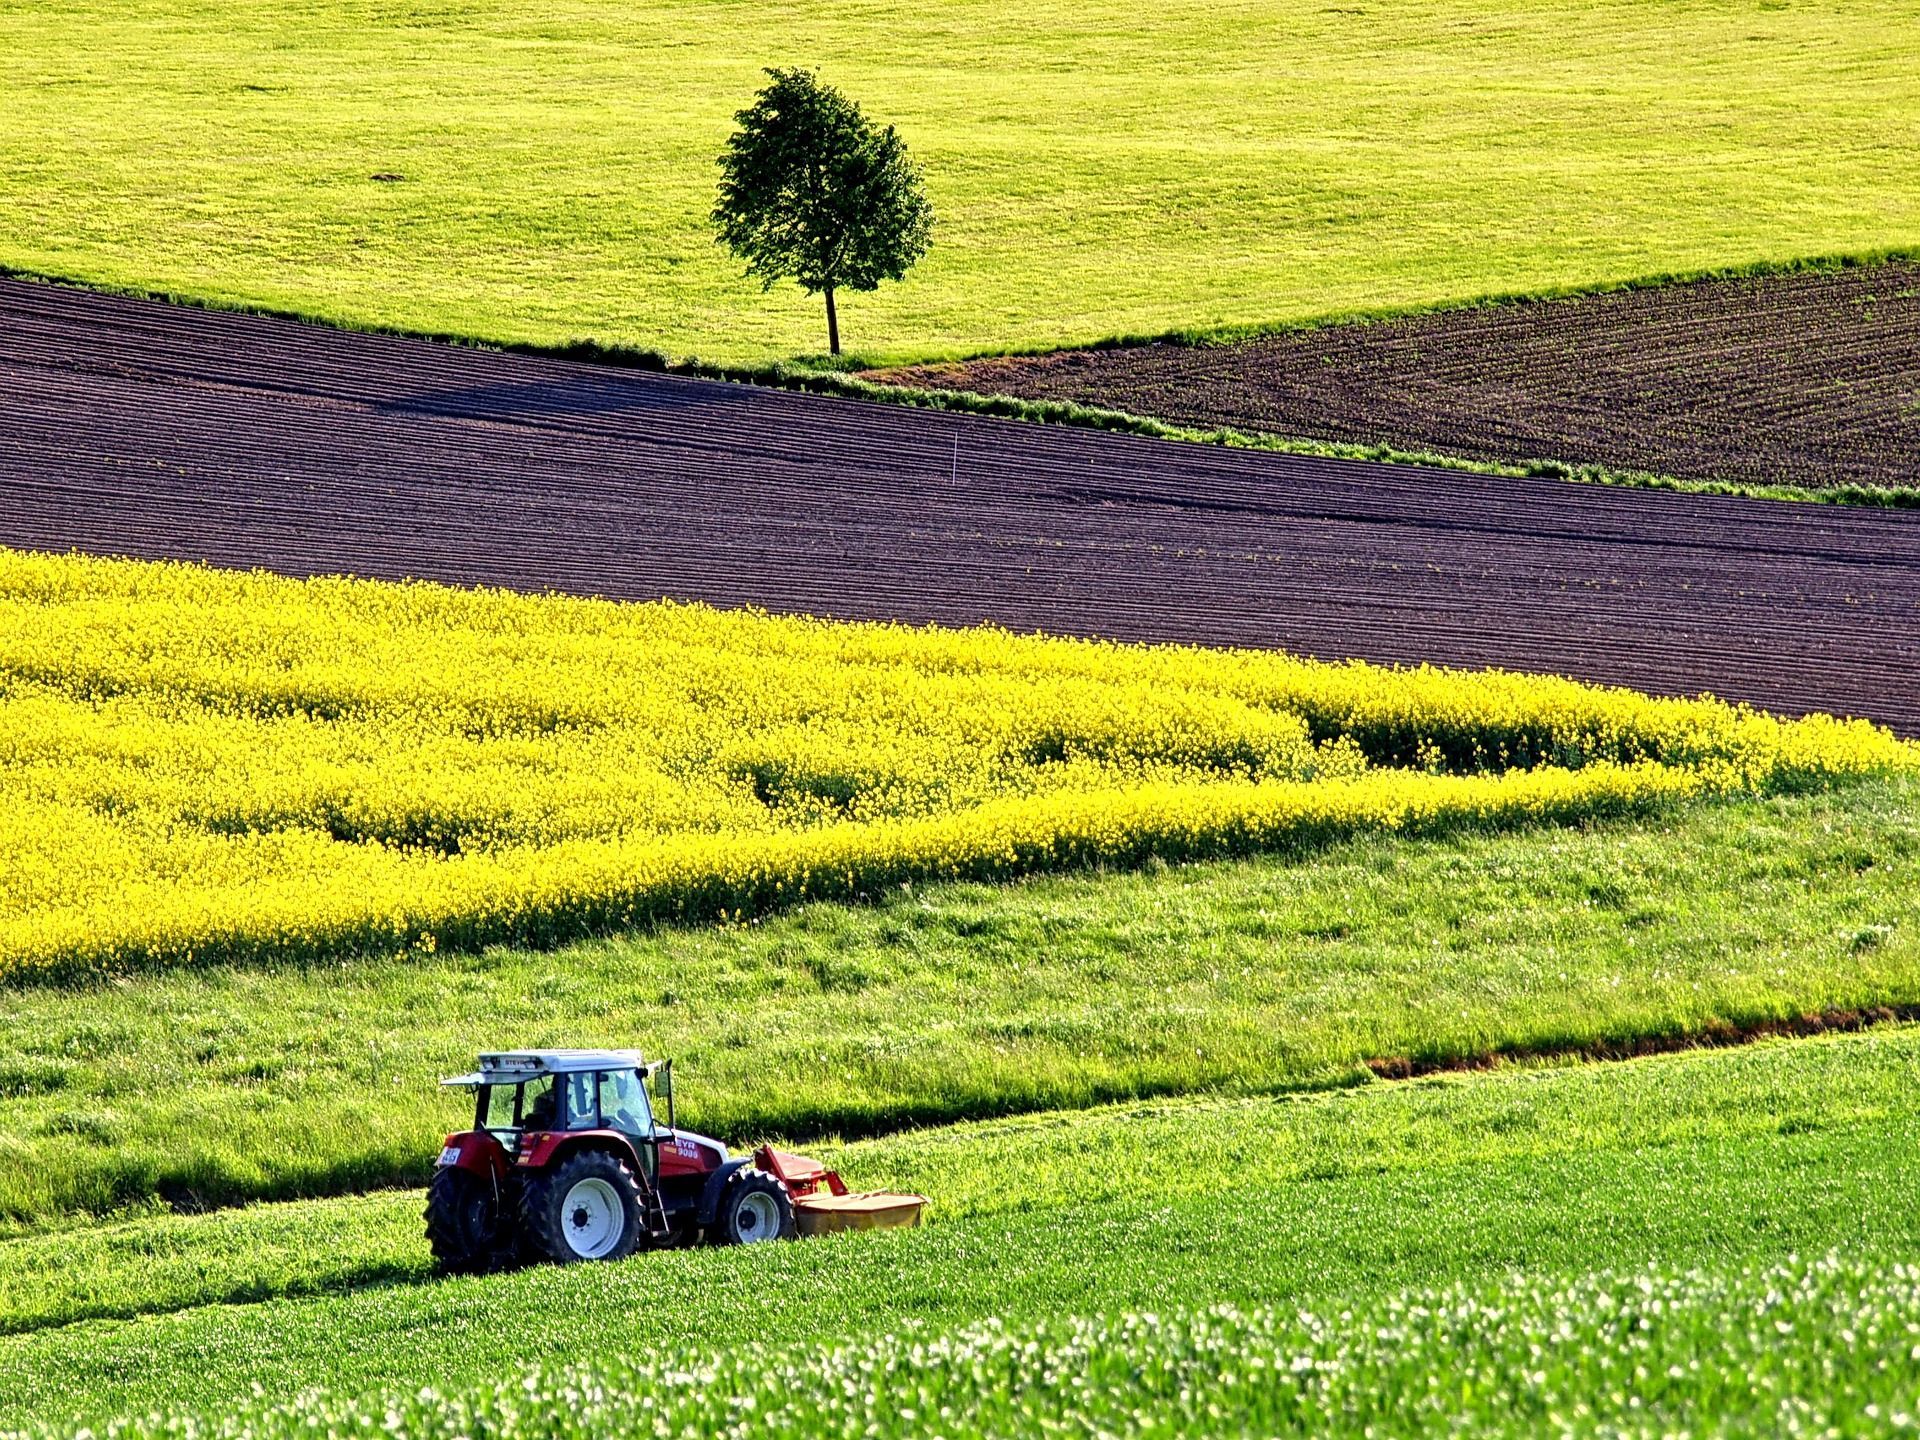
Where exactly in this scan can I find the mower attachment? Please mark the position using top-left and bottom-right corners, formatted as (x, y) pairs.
(753, 1145), (928, 1237)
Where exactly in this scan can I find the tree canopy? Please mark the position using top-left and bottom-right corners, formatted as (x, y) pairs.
(713, 68), (934, 356)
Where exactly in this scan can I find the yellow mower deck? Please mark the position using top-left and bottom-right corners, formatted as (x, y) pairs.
(793, 1190), (928, 1237)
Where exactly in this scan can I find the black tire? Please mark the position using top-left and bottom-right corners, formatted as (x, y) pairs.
(424, 1166), (512, 1274)
(519, 1150), (646, 1264)
(713, 1168), (796, 1245)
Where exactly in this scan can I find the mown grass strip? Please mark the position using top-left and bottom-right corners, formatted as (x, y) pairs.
(1, 1023), (1912, 1334)
(3, 1025), (1916, 1425)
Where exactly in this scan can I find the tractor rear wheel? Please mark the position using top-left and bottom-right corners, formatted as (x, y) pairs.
(424, 1167), (511, 1274)
(519, 1151), (645, 1264)
(714, 1169), (796, 1245)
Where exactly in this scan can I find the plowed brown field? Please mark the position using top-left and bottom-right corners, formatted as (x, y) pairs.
(3, 278), (1918, 734)
(876, 264), (1920, 493)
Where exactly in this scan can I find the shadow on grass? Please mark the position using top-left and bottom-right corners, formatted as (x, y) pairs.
(0, 1244), (437, 1341)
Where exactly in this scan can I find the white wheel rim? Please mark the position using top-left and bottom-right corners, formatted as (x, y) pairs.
(736, 1190), (780, 1242)
(561, 1178), (625, 1259)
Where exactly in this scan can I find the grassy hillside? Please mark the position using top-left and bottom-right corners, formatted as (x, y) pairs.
(1, 0), (1916, 363)
(2, 777), (1915, 1229)
(4, 1024), (1916, 1425)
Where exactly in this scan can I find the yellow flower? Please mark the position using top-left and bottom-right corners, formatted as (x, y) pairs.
(0, 547), (1908, 979)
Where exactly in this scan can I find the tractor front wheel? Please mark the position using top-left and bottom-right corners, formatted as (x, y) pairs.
(424, 1166), (512, 1274)
(520, 1151), (645, 1264)
(714, 1169), (796, 1245)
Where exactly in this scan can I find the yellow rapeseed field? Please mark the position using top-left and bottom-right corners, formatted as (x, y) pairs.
(0, 548), (1910, 981)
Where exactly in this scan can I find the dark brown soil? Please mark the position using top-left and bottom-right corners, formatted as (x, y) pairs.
(875, 264), (1920, 493)
(3, 278), (1919, 735)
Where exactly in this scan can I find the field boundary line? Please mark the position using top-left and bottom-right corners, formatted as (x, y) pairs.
(9, 997), (1919, 1241)
(761, 370), (1920, 510)
(1365, 1002), (1920, 1081)
(863, 245), (1920, 359)
(7, 250), (1920, 509)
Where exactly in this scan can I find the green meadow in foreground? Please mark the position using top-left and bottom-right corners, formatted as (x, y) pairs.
(2, 0), (1916, 363)
(4, 1024), (1917, 1426)
(1, 779), (1914, 1230)
(23, 1255), (1913, 1440)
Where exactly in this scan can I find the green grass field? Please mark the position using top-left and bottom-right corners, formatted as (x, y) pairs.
(21, 1256), (1913, 1440)
(31, 1254), (1909, 1440)
(4, 779), (1915, 1232)
(4, 774), (1914, 1435)
(2, 0), (1916, 364)
(5, 1023), (1916, 1427)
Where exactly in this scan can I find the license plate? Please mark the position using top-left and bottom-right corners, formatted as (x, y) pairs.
(437, 1145), (460, 1167)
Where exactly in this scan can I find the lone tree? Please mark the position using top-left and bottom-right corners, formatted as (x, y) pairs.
(713, 68), (933, 356)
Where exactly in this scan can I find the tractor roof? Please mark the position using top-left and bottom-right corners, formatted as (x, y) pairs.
(440, 1049), (651, 1087)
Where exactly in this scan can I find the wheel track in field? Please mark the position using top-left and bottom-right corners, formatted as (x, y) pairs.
(1, 277), (1917, 734)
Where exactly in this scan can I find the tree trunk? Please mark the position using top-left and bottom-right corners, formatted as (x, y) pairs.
(824, 286), (840, 356)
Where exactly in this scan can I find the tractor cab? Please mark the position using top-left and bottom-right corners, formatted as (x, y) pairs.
(450, 1050), (674, 1179)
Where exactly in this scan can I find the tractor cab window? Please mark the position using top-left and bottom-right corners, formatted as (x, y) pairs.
(482, 1084), (518, 1132)
(561, 1071), (599, 1130)
(480, 1074), (556, 1134)
(518, 1075), (559, 1132)
(597, 1069), (653, 1137)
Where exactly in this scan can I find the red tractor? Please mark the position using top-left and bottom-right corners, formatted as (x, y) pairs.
(426, 1049), (923, 1270)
